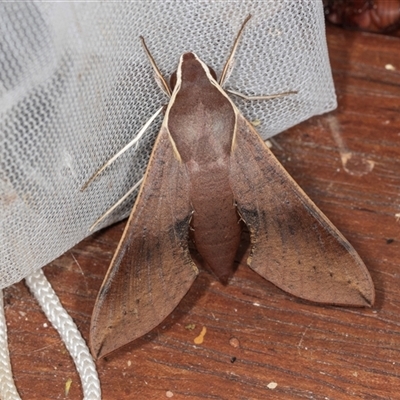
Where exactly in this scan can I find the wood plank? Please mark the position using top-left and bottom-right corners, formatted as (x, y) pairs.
(4, 25), (400, 399)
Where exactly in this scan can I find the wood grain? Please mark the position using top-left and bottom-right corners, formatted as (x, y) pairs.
(5, 25), (400, 400)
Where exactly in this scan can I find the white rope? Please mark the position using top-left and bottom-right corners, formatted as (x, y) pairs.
(25, 269), (101, 400)
(0, 290), (21, 400)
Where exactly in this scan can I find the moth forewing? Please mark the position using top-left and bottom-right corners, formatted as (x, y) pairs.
(228, 114), (375, 307)
(89, 125), (197, 359)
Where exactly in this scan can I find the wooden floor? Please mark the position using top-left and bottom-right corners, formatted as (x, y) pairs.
(5, 24), (400, 400)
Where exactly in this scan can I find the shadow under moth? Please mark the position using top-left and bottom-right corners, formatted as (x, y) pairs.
(88, 15), (375, 359)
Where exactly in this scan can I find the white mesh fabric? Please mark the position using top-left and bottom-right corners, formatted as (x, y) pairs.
(0, 1), (336, 289)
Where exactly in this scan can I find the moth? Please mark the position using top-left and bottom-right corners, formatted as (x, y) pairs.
(89, 15), (375, 359)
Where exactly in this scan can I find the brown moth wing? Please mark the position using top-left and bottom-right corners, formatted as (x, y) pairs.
(90, 126), (198, 359)
(229, 114), (375, 307)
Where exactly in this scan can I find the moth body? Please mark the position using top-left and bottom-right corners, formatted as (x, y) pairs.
(167, 52), (241, 282)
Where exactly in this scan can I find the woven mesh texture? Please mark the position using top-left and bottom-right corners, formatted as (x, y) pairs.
(0, 1), (336, 289)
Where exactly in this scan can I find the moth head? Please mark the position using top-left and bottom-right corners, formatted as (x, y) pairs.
(170, 52), (217, 91)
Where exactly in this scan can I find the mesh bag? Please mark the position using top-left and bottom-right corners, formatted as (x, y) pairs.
(0, 2), (336, 292)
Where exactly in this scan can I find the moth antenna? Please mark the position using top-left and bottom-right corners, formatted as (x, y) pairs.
(227, 89), (297, 101)
(219, 14), (252, 87)
(81, 106), (162, 191)
(140, 36), (172, 97)
(89, 177), (144, 232)
(221, 59), (236, 86)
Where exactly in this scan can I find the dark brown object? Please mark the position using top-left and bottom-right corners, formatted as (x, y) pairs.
(325, 0), (400, 33)
(90, 19), (374, 359)
(4, 25), (400, 400)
